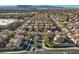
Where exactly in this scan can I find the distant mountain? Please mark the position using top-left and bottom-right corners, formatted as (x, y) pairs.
(0, 5), (79, 10)
(17, 5), (64, 9)
(0, 5), (17, 10)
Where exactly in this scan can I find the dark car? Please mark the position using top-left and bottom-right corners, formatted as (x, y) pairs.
(26, 44), (32, 51)
(29, 40), (34, 44)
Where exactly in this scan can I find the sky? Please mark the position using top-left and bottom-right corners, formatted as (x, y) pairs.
(0, 0), (79, 5)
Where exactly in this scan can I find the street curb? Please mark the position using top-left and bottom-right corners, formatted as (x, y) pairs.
(43, 41), (79, 50)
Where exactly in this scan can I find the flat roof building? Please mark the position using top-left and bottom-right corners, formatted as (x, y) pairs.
(0, 19), (17, 26)
(0, 19), (21, 31)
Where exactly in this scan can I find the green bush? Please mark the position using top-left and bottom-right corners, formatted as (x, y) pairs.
(43, 33), (55, 48)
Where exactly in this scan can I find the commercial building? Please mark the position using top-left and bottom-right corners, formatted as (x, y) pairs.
(0, 19), (21, 31)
